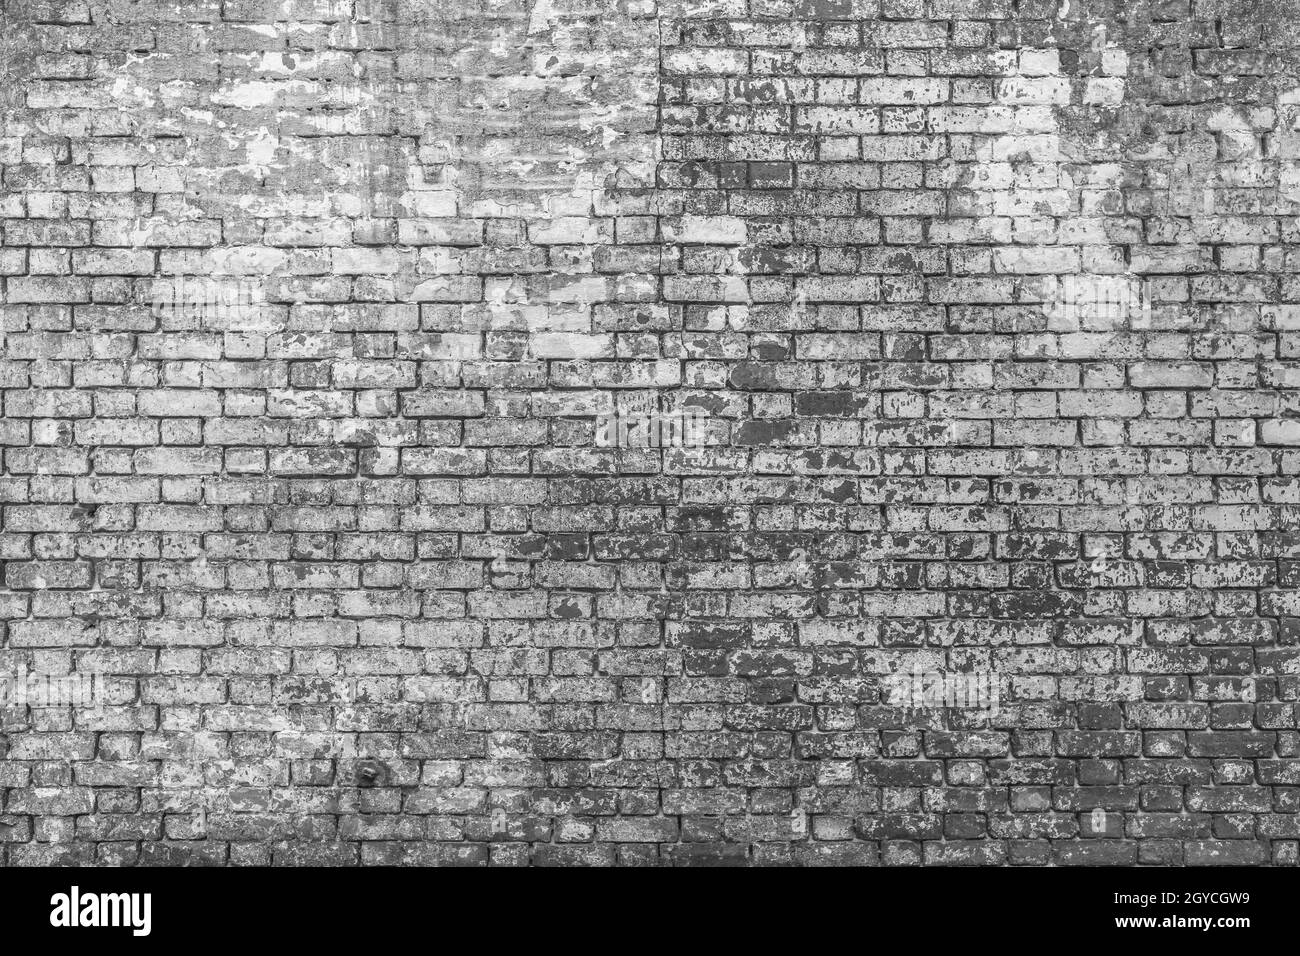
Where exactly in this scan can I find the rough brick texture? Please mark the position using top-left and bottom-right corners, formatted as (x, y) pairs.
(2, 0), (1300, 867)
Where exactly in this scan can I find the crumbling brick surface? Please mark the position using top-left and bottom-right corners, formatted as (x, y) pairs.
(1, 0), (1299, 866)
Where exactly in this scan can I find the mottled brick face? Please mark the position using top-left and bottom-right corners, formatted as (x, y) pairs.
(1, 0), (1299, 867)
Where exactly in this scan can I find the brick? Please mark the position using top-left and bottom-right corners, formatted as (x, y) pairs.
(0, 0), (1291, 872)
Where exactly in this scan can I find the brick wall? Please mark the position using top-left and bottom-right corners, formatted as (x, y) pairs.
(1, 0), (1298, 866)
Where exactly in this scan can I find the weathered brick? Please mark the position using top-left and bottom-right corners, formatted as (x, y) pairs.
(0, 0), (1293, 871)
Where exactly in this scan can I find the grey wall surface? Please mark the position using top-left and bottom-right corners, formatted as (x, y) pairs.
(1, 0), (1298, 866)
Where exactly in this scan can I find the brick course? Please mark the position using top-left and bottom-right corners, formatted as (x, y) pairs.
(1, 0), (1299, 866)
